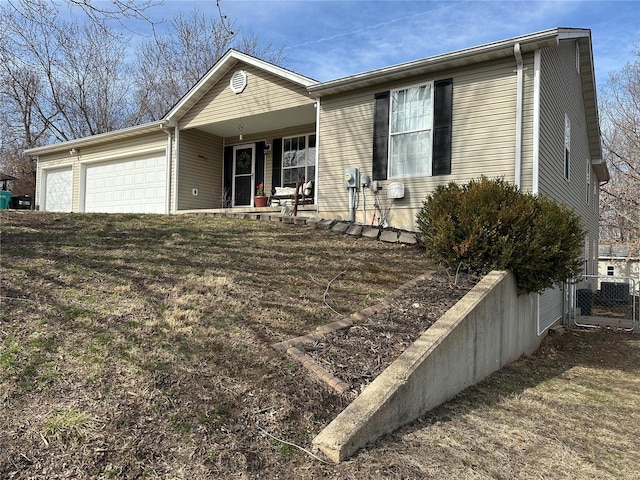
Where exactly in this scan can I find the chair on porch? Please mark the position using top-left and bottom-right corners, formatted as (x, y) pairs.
(268, 175), (314, 214)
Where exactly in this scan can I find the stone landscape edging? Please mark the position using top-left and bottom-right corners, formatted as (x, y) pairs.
(193, 211), (421, 245)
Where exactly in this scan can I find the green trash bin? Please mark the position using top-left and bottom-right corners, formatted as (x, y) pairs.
(0, 191), (11, 209)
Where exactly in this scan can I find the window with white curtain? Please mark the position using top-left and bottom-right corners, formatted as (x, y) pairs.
(389, 83), (433, 177)
(282, 134), (316, 187)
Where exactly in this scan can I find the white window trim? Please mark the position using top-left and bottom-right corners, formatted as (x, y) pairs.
(388, 80), (435, 179)
(281, 133), (316, 186)
(586, 159), (591, 204)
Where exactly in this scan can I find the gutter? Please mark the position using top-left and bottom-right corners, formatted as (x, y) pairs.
(514, 43), (524, 188)
(174, 123), (180, 213)
(24, 120), (169, 156)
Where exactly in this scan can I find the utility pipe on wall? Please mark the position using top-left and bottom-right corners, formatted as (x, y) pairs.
(160, 119), (176, 214)
(514, 43), (524, 189)
(532, 49), (541, 195)
(348, 187), (356, 222)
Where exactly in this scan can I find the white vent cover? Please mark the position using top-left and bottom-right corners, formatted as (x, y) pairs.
(230, 70), (247, 94)
(387, 182), (405, 199)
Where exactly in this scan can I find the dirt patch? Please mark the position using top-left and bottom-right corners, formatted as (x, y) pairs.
(302, 272), (479, 397)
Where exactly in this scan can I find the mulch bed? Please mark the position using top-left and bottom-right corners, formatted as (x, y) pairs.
(303, 271), (480, 397)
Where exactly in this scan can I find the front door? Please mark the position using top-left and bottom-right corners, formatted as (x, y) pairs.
(233, 144), (254, 206)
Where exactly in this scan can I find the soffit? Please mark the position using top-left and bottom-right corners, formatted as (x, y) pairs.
(193, 105), (316, 138)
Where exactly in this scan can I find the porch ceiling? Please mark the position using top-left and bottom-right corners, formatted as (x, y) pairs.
(188, 104), (316, 138)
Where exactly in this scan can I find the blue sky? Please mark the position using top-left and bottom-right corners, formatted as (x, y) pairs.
(146, 0), (640, 90)
(8, 0), (637, 89)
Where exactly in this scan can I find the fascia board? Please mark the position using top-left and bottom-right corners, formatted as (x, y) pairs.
(24, 120), (169, 156)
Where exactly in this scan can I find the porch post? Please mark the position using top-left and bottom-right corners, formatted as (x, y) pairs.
(314, 98), (321, 206)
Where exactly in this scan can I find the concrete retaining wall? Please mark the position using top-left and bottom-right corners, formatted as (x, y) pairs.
(312, 270), (543, 462)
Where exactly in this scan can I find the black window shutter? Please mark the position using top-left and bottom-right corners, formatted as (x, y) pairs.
(372, 92), (390, 180)
(433, 78), (453, 176)
(271, 138), (282, 190)
(255, 141), (265, 189)
(223, 146), (233, 204)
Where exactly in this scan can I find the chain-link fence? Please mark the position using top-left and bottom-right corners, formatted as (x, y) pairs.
(569, 275), (638, 332)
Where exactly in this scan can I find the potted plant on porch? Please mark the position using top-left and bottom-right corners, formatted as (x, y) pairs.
(254, 182), (268, 207)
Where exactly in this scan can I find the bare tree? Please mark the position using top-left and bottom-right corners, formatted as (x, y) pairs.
(1, 1), (138, 142)
(0, 0), (287, 197)
(0, 0), (139, 196)
(51, 22), (140, 137)
(599, 50), (640, 248)
(9, 0), (162, 30)
(134, 9), (287, 122)
(133, 10), (236, 121)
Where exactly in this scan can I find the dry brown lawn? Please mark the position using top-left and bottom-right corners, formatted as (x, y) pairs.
(1, 211), (639, 479)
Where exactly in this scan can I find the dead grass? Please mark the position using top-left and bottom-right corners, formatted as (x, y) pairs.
(1, 211), (639, 479)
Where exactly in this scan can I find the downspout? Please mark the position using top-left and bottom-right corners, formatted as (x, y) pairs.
(532, 48), (542, 330)
(175, 125), (180, 213)
(32, 156), (40, 210)
(160, 119), (177, 214)
(314, 98), (320, 207)
(514, 43), (524, 189)
(532, 49), (541, 195)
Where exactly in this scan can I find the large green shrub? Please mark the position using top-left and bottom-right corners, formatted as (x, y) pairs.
(416, 177), (585, 294)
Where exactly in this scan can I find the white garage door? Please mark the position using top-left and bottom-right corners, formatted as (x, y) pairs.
(84, 153), (167, 214)
(44, 167), (73, 212)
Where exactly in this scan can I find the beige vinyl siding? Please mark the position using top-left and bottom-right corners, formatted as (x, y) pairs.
(178, 129), (223, 209)
(180, 63), (315, 129)
(537, 41), (600, 325)
(317, 56), (527, 231)
(36, 131), (168, 212)
(538, 41), (599, 246)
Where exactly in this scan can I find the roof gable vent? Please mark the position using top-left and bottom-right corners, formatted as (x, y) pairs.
(230, 70), (247, 94)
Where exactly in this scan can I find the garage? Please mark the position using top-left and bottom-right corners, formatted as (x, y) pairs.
(84, 152), (167, 214)
(44, 166), (73, 212)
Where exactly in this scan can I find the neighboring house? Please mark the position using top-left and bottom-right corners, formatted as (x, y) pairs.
(25, 27), (608, 330)
(598, 244), (640, 293)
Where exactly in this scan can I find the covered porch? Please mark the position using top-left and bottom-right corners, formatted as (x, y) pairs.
(166, 50), (319, 214)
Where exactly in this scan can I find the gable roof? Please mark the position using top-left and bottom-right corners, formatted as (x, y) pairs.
(165, 49), (317, 123)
